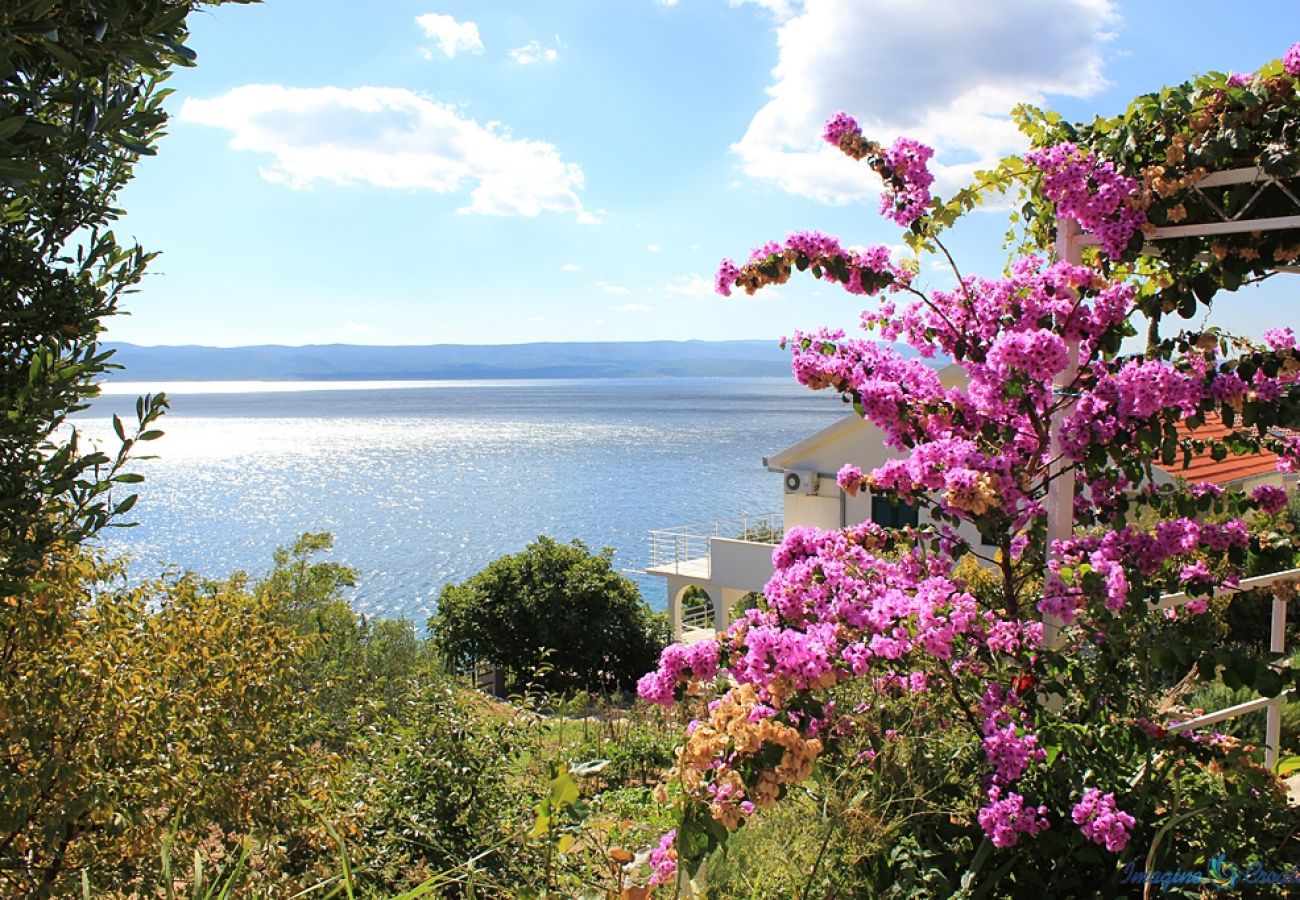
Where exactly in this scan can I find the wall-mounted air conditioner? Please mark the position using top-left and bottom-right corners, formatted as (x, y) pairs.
(783, 469), (818, 495)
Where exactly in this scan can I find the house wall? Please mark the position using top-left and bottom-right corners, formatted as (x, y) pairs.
(778, 417), (903, 531)
(1232, 471), (1287, 493)
(783, 491), (841, 530)
(709, 538), (776, 593)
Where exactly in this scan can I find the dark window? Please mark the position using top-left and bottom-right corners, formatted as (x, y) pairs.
(871, 495), (919, 529)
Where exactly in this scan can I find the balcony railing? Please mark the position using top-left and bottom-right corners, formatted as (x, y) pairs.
(648, 512), (783, 575)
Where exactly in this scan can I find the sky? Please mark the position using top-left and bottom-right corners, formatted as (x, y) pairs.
(108, 0), (1300, 348)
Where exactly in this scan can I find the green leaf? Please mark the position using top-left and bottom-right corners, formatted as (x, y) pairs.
(527, 810), (551, 839)
(0, 115), (26, 140)
(0, 157), (41, 181)
(548, 767), (579, 809)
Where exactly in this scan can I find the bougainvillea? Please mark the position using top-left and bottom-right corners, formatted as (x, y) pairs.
(636, 42), (1300, 895)
(1071, 789), (1137, 853)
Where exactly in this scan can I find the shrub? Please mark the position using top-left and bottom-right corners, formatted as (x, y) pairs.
(336, 679), (538, 894)
(0, 549), (314, 896)
(432, 536), (666, 694)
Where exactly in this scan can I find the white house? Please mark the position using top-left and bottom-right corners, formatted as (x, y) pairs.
(644, 366), (966, 641)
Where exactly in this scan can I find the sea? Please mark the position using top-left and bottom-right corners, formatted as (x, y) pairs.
(71, 377), (849, 621)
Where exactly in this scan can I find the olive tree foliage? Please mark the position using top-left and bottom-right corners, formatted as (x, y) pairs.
(433, 536), (668, 694)
(0, 0), (251, 598)
(0, 3), (255, 896)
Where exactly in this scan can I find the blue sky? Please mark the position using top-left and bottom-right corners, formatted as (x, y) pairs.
(109, 0), (1299, 348)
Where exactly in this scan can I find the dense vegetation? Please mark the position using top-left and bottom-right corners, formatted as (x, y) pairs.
(0, 532), (686, 897)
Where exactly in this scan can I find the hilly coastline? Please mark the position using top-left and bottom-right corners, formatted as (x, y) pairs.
(102, 339), (805, 381)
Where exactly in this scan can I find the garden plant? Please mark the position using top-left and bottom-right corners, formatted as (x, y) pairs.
(634, 43), (1300, 897)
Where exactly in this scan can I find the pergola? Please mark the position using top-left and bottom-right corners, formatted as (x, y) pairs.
(1048, 165), (1300, 767)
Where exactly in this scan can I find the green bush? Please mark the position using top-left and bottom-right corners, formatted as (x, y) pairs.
(432, 536), (666, 694)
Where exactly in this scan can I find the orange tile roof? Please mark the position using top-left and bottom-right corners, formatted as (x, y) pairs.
(1151, 414), (1280, 486)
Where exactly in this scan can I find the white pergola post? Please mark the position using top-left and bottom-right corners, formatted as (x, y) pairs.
(1044, 217), (1083, 649)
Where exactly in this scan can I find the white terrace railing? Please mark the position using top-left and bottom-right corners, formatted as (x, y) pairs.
(1156, 566), (1298, 769)
(681, 598), (716, 632)
(648, 512), (783, 576)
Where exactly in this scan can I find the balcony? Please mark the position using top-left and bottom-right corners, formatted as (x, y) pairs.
(646, 512), (782, 579)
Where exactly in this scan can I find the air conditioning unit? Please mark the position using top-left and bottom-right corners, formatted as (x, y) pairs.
(783, 469), (818, 495)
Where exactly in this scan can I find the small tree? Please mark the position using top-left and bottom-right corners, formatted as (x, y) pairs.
(433, 536), (666, 694)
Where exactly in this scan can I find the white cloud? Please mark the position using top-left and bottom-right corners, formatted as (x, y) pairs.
(509, 39), (560, 65)
(614, 303), (653, 312)
(561, 263), (581, 271)
(663, 274), (715, 298)
(181, 84), (595, 222)
(657, 0), (680, 6)
(646, 243), (662, 252)
(599, 283), (631, 295)
(415, 12), (483, 58)
(729, 0), (798, 18)
(731, 0), (1118, 203)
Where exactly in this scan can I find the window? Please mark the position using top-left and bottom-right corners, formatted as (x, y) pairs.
(871, 495), (919, 529)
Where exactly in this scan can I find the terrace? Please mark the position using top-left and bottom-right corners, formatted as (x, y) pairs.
(645, 512), (782, 640)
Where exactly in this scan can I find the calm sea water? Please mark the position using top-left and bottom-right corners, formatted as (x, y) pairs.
(72, 378), (847, 619)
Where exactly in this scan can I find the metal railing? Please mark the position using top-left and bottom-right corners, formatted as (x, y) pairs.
(681, 601), (716, 631)
(647, 512), (783, 574)
(1155, 567), (1298, 768)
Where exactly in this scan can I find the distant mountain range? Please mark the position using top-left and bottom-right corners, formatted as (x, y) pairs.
(102, 340), (810, 381)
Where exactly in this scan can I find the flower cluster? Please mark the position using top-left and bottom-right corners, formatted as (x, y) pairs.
(647, 829), (677, 887)
(877, 137), (935, 227)
(820, 112), (935, 226)
(637, 639), (720, 706)
(1043, 516), (1249, 621)
(672, 682), (823, 829)
(977, 786), (1051, 848)
(1285, 42), (1300, 77)
(1025, 142), (1148, 258)
(1071, 789), (1136, 852)
(1251, 484), (1290, 515)
(822, 110), (875, 160)
(1263, 327), (1296, 352)
(785, 329), (947, 450)
(1057, 332), (1300, 465)
(983, 720), (1045, 785)
(716, 232), (911, 299)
